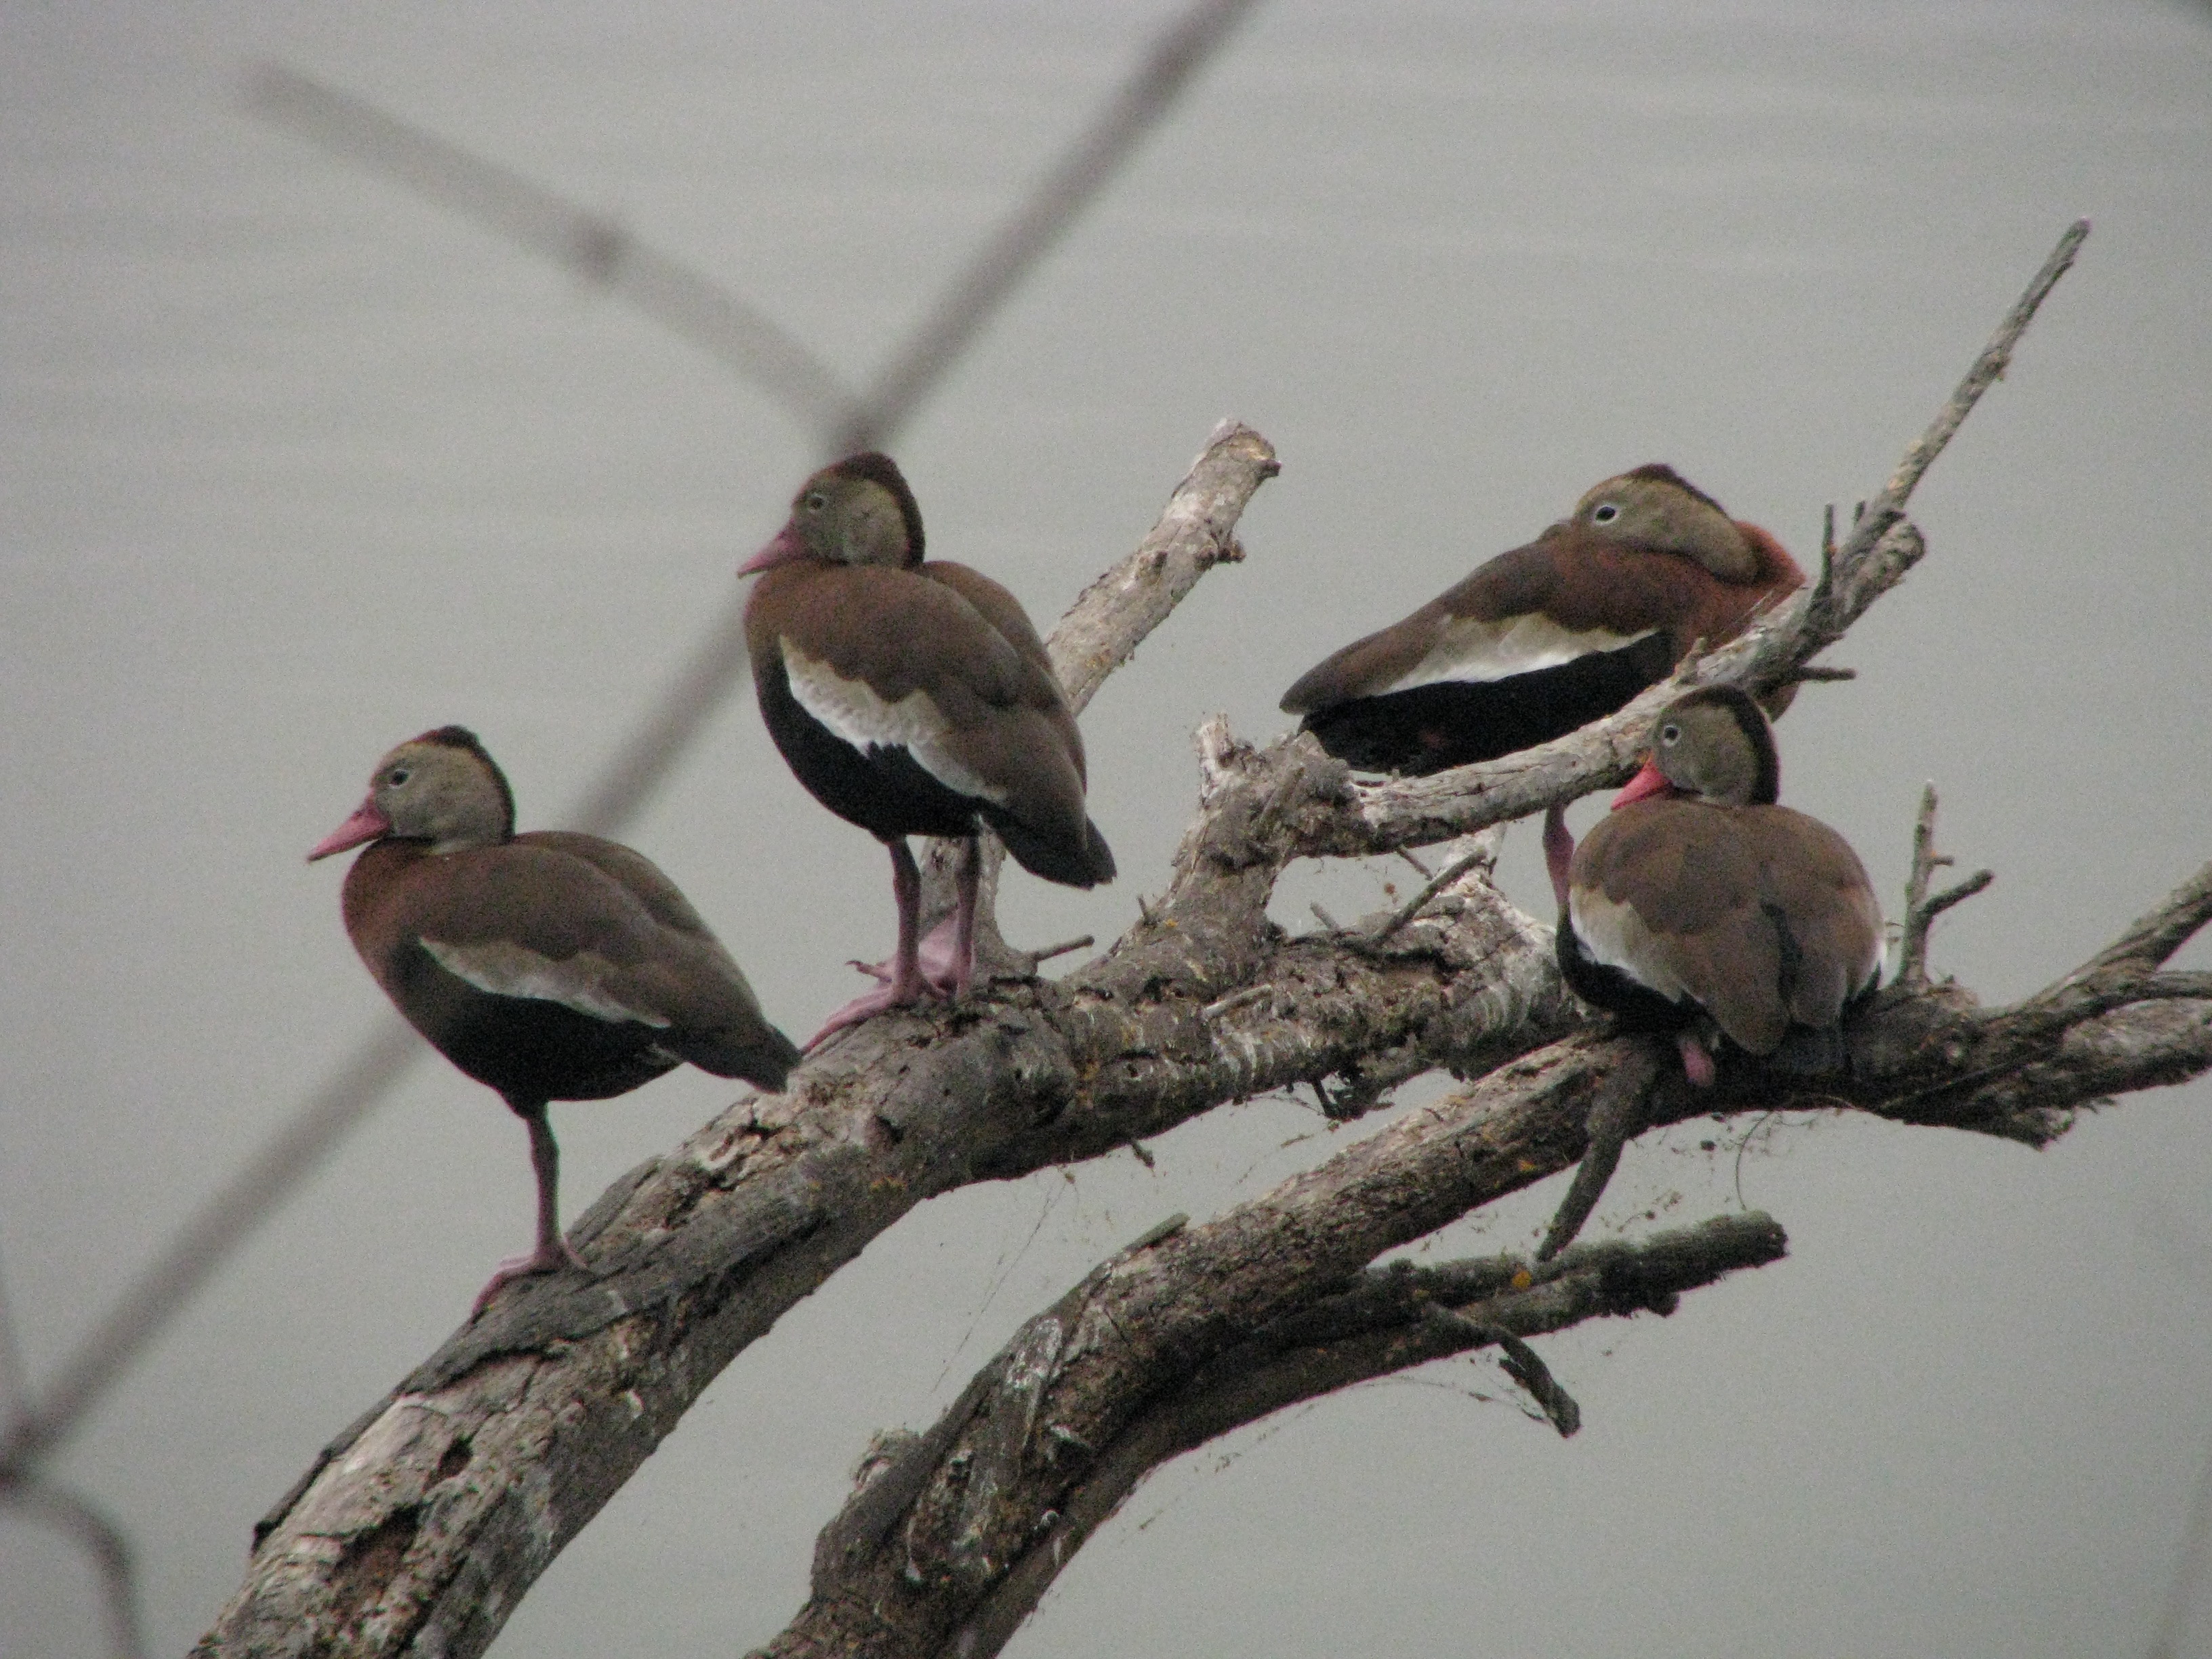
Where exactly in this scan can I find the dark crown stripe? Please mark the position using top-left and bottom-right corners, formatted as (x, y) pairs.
(411, 724), (518, 837)
(1671, 684), (1782, 804)
(1622, 462), (1729, 518)
(830, 451), (926, 565)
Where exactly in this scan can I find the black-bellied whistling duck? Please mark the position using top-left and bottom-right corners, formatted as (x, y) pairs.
(308, 726), (798, 1311)
(740, 453), (1113, 1044)
(1282, 466), (1804, 774)
(1547, 686), (1881, 1086)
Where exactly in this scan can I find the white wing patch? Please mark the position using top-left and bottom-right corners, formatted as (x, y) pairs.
(782, 640), (1006, 804)
(1390, 613), (1656, 693)
(422, 937), (672, 1028)
(1568, 888), (1690, 1004)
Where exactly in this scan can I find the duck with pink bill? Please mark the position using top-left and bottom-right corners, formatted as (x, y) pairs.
(739, 452), (1114, 1048)
(1545, 684), (1882, 1086)
(309, 726), (798, 1314)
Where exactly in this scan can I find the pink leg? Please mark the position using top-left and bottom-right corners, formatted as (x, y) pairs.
(1676, 1031), (1717, 1088)
(806, 840), (943, 1050)
(1542, 804), (1574, 916)
(472, 1103), (587, 1316)
(833, 838), (987, 998)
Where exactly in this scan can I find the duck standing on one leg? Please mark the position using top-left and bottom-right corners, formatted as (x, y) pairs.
(740, 453), (1115, 1046)
(1282, 466), (1803, 773)
(1549, 685), (1883, 1084)
(310, 726), (798, 1313)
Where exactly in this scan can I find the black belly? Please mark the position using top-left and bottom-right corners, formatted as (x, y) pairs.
(1556, 912), (1862, 1076)
(389, 944), (676, 1109)
(1301, 634), (1677, 775)
(755, 653), (983, 842)
(1555, 917), (1697, 1034)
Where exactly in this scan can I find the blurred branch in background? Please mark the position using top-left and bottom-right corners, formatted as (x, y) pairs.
(0, 12), (1265, 1628)
(842, 0), (1261, 451)
(243, 63), (864, 438)
(1, 1480), (146, 1659)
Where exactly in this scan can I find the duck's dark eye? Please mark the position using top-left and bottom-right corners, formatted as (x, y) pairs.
(387, 766), (412, 787)
(1591, 501), (1621, 525)
(1659, 724), (1681, 745)
(804, 491), (827, 512)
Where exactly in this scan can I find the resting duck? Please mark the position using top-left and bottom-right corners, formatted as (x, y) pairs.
(309, 726), (797, 1311)
(740, 453), (1113, 1044)
(1547, 686), (1881, 1085)
(1282, 466), (1804, 773)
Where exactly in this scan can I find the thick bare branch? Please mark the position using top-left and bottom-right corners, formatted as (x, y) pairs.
(203, 426), (1589, 1659)
(867, 1214), (1789, 1659)
(760, 885), (2212, 1659)
(198, 227), (2134, 1659)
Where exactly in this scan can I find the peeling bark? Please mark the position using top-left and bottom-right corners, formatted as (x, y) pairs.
(194, 223), (2212, 1659)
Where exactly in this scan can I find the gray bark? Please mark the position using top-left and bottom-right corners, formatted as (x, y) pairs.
(192, 222), (2212, 1659)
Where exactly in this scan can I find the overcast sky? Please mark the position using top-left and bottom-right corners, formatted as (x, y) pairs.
(3, 3), (2211, 1656)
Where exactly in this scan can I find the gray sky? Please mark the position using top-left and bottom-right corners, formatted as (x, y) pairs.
(3, 3), (2210, 1655)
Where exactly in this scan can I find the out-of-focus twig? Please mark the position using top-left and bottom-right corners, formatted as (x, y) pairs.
(3, 1481), (148, 1659)
(6, 1), (1261, 1496)
(840, 0), (1262, 451)
(243, 63), (863, 438)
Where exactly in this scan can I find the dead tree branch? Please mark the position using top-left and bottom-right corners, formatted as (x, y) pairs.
(828, 1214), (1790, 1659)
(1898, 783), (1996, 989)
(760, 861), (2212, 1659)
(194, 224), (2167, 1659)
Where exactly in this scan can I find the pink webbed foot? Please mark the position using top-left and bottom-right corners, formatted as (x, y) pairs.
(803, 979), (936, 1051)
(811, 918), (977, 1050)
(470, 1237), (588, 1317)
(842, 917), (968, 996)
(1676, 1031), (1717, 1088)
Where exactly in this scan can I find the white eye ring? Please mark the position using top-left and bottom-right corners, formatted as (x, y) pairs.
(804, 491), (827, 512)
(388, 767), (411, 786)
(1659, 724), (1681, 745)
(1591, 501), (1621, 524)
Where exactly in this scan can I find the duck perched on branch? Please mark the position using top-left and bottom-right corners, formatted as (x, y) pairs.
(1283, 466), (1803, 773)
(1547, 686), (1881, 1086)
(310, 727), (796, 1311)
(741, 453), (1114, 1046)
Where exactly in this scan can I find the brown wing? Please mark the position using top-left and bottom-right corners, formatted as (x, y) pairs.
(518, 830), (717, 941)
(1570, 802), (1793, 1054)
(1284, 517), (1806, 718)
(1738, 806), (1884, 1025)
(396, 842), (788, 1070)
(922, 559), (1090, 790)
(757, 561), (1092, 853)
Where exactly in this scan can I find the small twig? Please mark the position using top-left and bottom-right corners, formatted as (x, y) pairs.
(1838, 221), (2089, 577)
(1201, 984), (1271, 1023)
(1538, 1050), (1662, 1260)
(1394, 847), (1436, 880)
(1422, 1306), (1580, 1437)
(1029, 935), (1096, 966)
(3, 1481), (146, 1659)
(1309, 903), (1344, 933)
(1899, 783), (1995, 988)
(1776, 663), (1857, 686)
(1370, 831), (1502, 942)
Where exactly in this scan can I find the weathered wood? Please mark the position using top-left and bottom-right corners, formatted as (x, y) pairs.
(193, 223), (2212, 1659)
